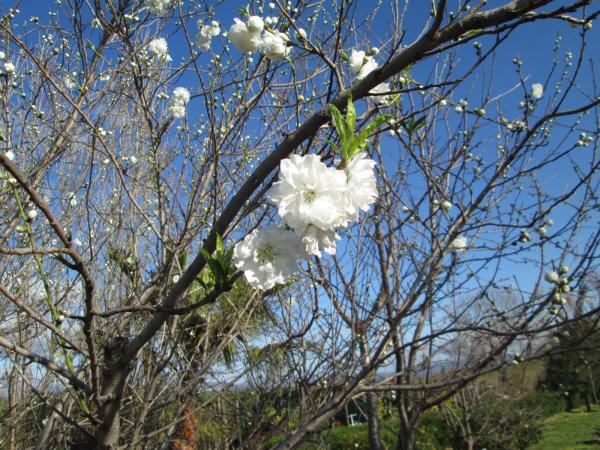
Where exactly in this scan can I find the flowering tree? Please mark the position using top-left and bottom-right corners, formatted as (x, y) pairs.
(0, 0), (599, 449)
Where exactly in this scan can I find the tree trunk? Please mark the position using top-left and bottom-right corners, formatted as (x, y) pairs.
(396, 400), (419, 450)
(396, 423), (416, 450)
(366, 391), (384, 450)
(358, 338), (384, 450)
(94, 338), (130, 449)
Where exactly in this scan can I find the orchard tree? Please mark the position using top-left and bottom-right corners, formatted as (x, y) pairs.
(0, 0), (599, 449)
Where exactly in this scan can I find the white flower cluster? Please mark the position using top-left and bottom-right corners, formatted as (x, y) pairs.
(348, 49), (392, 105)
(168, 87), (190, 119)
(196, 21), (220, 51)
(234, 153), (378, 290)
(148, 37), (172, 62)
(3, 62), (15, 75)
(145, 0), (170, 15)
(228, 16), (290, 60)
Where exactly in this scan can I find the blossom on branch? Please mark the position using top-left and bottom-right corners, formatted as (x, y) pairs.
(298, 225), (339, 258)
(349, 49), (378, 79)
(229, 16), (264, 53)
(168, 87), (190, 119)
(233, 225), (301, 290)
(268, 154), (347, 231)
(342, 153), (378, 220)
(145, 0), (170, 15)
(531, 83), (544, 99)
(260, 30), (290, 60)
(196, 21), (221, 51)
(148, 38), (171, 61)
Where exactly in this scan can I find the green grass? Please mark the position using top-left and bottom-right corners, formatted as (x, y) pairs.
(529, 409), (600, 450)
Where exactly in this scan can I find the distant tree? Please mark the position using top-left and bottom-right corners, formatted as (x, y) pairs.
(544, 313), (600, 411)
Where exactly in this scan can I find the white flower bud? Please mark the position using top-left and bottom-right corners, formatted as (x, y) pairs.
(544, 271), (559, 283)
(531, 83), (544, 99)
(27, 209), (38, 220)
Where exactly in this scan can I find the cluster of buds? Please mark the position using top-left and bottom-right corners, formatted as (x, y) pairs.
(575, 132), (594, 147)
(545, 265), (570, 306)
(536, 218), (554, 237)
(519, 229), (532, 243)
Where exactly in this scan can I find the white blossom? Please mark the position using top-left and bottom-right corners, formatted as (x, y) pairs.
(348, 49), (378, 79)
(233, 225), (301, 290)
(196, 21), (220, 51)
(0, 51), (5, 60)
(268, 154), (347, 231)
(168, 87), (190, 118)
(342, 153), (377, 220)
(64, 75), (76, 90)
(229, 17), (263, 53)
(148, 37), (171, 61)
(298, 225), (339, 257)
(449, 235), (468, 252)
(4, 150), (15, 161)
(3, 62), (15, 74)
(27, 209), (38, 220)
(260, 30), (290, 60)
(531, 83), (544, 99)
(349, 49), (366, 73)
(145, 0), (170, 15)
(369, 82), (392, 105)
(68, 193), (78, 207)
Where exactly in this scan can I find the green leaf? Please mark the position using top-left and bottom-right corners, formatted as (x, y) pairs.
(348, 114), (390, 158)
(328, 104), (349, 159)
(200, 249), (221, 283)
(324, 138), (340, 156)
(346, 95), (356, 134)
(339, 49), (349, 62)
(216, 233), (224, 255)
(236, 5), (250, 16)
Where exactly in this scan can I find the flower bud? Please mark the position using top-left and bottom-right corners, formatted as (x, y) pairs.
(441, 200), (452, 212)
(544, 271), (559, 283)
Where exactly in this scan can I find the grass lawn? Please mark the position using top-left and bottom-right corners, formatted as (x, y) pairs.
(529, 409), (600, 450)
